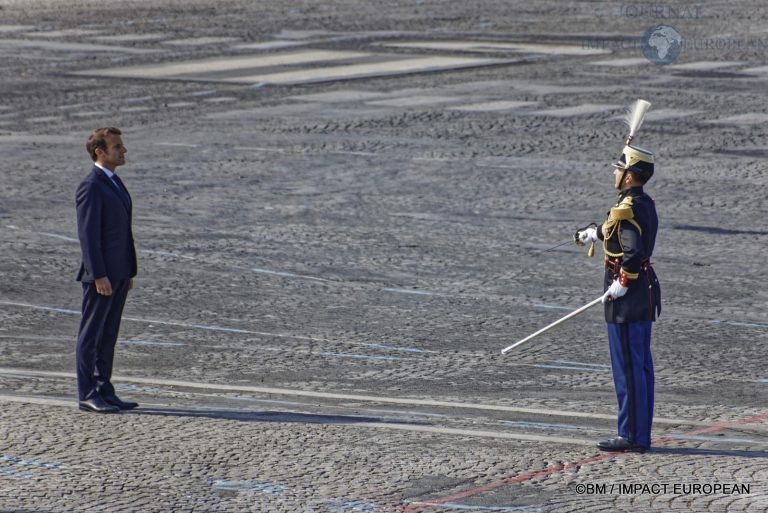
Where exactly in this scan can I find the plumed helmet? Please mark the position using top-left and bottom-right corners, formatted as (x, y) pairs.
(614, 144), (654, 181)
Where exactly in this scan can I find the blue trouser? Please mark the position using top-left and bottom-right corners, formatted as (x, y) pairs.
(607, 321), (654, 448)
(76, 280), (130, 401)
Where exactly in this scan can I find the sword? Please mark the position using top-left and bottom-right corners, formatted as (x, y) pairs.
(537, 222), (598, 254)
(500, 296), (604, 354)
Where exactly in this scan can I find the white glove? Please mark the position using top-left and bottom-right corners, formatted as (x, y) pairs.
(602, 280), (628, 303)
(576, 227), (598, 246)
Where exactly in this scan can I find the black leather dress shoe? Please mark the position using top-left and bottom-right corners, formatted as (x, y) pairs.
(79, 396), (120, 413)
(103, 395), (139, 410)
(597, 436), (648, 453)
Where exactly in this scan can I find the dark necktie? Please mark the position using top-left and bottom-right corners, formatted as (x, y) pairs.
(110, 174), (131, 208)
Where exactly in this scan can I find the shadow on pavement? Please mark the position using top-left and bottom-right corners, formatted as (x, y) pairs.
(651, 447), (768, 458)
(126, 406), (431, 426)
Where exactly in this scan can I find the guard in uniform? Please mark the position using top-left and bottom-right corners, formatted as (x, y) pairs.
(577, 145), (662, 452)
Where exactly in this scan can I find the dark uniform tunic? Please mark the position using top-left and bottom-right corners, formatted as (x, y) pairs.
(596, 185), (662, 449)
(598, 186), (661, 323)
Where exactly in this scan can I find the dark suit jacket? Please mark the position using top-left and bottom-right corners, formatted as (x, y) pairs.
(75, 166), (137, 282)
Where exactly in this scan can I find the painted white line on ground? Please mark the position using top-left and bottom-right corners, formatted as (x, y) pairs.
(551, 360), (609, 369)
(0, 25), (36, 32)
(0, 301), (431, 356)
(0, 334), (72, 342)
(74, 50), (371, 78)
(218, 56), (512, 85)
(526, 363), (609, 373)
(125, 95), (155, 103)
(233, 40), (307, 51)
(672, 61), (742, 71)
(39, 232), (78, 242)
(0, 391), (548, 452)
(499, 420), (594, 432)
(0, 394), (71, 407)
(448, 100), (538, 112)
(0, 367), (712, 426)
(382, 287), (435, 296)
(154, 142), (200, 148)
(742, 65), (768, 75)
(23, 28), (103, 38)
(0, 301), (80, 315)
(0, 38), (162, 54)
(326, 150), (378, 157)
(0, 300), (325, 339)
(703, 113), (768, 125)
(162, 37), (240, 46)
(359, 342), (437, 354)
(383, 40), (610, 57)
(38, 232), (198, 261)
(589, 57), (650, 67)
(0, 393), (590, 445)
(318, 352), (409, 361)
(366, 95), (461, 107)
(361, 423), (595, 445)
(233, 146), (286, 153)
(354, 407), (449, 419)
(251, 267), (328, 282)
(123, 339), (186, 347)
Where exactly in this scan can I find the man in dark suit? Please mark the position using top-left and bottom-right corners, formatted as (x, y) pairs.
(75, 127), (139, 413)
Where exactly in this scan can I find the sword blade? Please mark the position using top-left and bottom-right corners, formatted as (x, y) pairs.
(501, 296), (604, 354)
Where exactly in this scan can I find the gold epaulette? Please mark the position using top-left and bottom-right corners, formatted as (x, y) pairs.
(609, 196), (635, 221)
(602, 196), (642, 254)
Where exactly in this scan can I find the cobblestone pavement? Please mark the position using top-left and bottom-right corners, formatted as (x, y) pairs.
(1, 0), (767, 511)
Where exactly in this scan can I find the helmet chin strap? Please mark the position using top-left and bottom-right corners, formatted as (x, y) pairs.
(615, 168), (628, 191)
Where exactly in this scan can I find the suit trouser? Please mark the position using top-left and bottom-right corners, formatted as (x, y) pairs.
(76, 279), (130, 401)
(607, 321), (654, 448)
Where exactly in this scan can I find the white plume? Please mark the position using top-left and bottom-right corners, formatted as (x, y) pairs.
(624, 99), (651, 139)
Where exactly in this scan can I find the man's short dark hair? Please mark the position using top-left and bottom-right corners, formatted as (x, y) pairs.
(86, 127), (122, 162)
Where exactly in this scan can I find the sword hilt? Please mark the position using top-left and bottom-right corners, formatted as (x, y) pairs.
(573, 222), (597, 257)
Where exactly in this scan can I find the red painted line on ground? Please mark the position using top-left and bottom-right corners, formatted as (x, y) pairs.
(402, 453), (612, 513)
(402, 411), (768, 513)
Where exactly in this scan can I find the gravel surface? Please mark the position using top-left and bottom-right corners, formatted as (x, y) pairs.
(1, 1), (767, 511)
